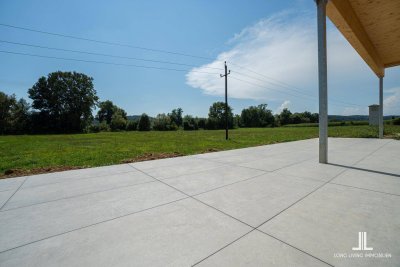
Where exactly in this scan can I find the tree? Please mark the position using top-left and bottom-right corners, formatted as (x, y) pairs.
(110, 112), (127, 131)
(0, 92), (31, 134)
(97, 100), (127, 125)
(278, 108), (292, 125)
(208, 102), (234, 129)
(197, 118), (206, 129)
(153, 113), (177, 131)
(168, 108), (183, 127)
(138, 113), (151, 131)
(10, 98), (31, 133)
(240, 104), (274, 127)
(28, 71), (98, 133)
(183, 115), (198, 130)
(126, 120), (138, 131)
(0, 92), (16, 134)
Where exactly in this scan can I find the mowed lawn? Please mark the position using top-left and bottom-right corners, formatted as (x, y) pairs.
(1, 125), (399, 177)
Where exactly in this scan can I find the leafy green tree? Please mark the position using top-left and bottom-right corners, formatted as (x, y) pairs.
(278, 108), (292, 125)
(240, 104), (274, 127)
(28, 71), (98, 133)
(197, 118), (206, 129)
(183, 115), (198, 130)
(208, 102), (233, 129)
(126, 120), (138, 131)
(168, 108), (183, 127)
(97, 100), (127, 125)
(0, 92), (31, 134)
(138, 113), (151, 131)
(10, 98), (31, 133)
(153, 113), (177, 131)
(0, 92), (16, 134)
(110, 112), (127, 131)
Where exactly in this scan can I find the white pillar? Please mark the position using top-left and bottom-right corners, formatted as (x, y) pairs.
(379, 76), (383, 138)
(317, 0), (328, 163)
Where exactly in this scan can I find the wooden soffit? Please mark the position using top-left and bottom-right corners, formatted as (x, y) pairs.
(327, 0), (400, 77)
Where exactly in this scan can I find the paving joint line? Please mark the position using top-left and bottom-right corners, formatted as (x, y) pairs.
(191, 229), (257, 266)
(328, 182), (400, 197)
(254, 138), (393, 230)
(19, 168), (138, 190)
(191, 172), (268, 198)
(0, 176), (28, 210)
(0, 196), (190, 254)
(130, 164), (335, 267)
(256, 229), (334, 267)
(129, 165), (255, 228)
(0, 179), (159, 213)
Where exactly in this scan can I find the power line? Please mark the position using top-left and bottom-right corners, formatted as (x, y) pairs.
(229, 64), (364, 108)
(229, 75), (363, 108)
(0, 23), (218, 61)
(0, 39), (223, 70)
(0, 50), (221, 74)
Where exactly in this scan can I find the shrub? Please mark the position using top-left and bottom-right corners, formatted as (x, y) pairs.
(205, 118), (218, 130)
(110, 113), (127, 131)
(153, 113), (177, 131)
(138, 113), (151, 131)
(197, 118), (206, 129)
(126, 121), (138, 131)
(183, 115), (198, 131)
(87, 124), (100, 133)
(393, 118), (400, 125)
(99, 121), (111, 132)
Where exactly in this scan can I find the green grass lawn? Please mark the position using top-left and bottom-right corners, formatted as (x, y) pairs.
(1, 125), (399, 177)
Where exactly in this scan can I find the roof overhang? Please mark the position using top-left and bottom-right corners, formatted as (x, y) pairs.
(326, 0), (400, 77)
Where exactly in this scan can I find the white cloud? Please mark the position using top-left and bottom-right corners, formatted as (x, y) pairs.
(186, 11), (365, 102)
(384, 87), (400, 115)
(275, 100), (291, 114)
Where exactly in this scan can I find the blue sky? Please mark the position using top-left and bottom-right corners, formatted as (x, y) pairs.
(0, 0), (399, 117)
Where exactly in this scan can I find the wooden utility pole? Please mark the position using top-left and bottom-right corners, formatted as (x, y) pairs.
(220, 61), (230, 140)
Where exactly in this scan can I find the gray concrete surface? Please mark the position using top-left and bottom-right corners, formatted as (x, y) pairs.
(0, 138), (399, 266)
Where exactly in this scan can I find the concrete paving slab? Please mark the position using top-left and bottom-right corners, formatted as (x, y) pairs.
(0, 198), (251, 267)
(0, 190), (15, 208)
(0, 177), (26, 192)
(238, 152), (316, 172)
(135, 158), (225, 179)
(130, 155), (198, 170)
(355, 156), (400, 176)
(2, 170), (154, 210)
(328, 151), (371, 166)
(260, 183), (400, 267)
(0, 181), (185, 252)
(331, 169), (400, 195)
(197, 230), (329, 267)
(21, 164), (135, 189)
(0, 138), (398, 266)
(163, 165), (265, 196)
(275, 158), (347, 182)
(196, 173), (323, 227)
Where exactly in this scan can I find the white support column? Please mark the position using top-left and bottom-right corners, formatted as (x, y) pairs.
(317, 0), (328, 163)
(379, 76), (384, 138)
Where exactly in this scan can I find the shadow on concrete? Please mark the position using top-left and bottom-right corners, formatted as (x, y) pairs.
(328, 163), (400, 178)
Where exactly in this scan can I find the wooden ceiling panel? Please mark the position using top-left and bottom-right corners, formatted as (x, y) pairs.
(327, 0), (400, 77)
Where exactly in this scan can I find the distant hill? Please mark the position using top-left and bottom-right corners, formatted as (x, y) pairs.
(328, 115), (399, 121)
(127, 115), (141, 121)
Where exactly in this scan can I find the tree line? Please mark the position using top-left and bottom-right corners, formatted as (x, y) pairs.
(0, 71), (318, 134)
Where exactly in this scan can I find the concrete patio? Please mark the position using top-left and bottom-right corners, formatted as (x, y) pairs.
(0, 138), (399, 266)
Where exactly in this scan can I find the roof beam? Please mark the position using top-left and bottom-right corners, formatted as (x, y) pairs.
(327, 0), (385, 77)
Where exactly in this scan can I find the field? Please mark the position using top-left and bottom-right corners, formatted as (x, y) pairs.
(1, 125), (399, 177)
